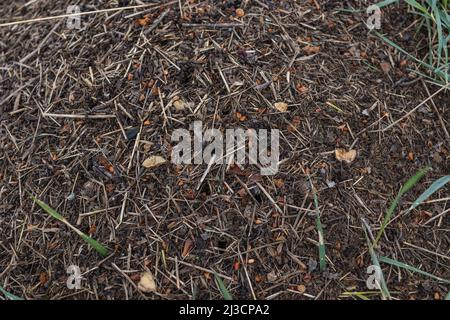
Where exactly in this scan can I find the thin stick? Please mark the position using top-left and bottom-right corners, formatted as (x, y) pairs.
(144, 9), (170, 35)
(403, 241), (450, 260)
(181, 23), (243, 28)
(421, 81), (450, 141)
(116, 191), (128, 230)
(256, 182), (283, 214)
(196, 154), (217, 191)
(0, 2), (177, 28)
(20, 20), (63, 63)
(377, 84), (448, 132)
(166, 257), (233, 281)
(422, 208), (450, 226)
(43, 113), (116, 119)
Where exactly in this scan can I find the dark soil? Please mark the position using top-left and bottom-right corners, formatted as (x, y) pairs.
(0, 0), (449, 300)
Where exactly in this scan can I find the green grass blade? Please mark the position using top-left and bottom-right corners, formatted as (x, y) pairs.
(405, 0), (431, 15)
(376, 33), (448, 80)
(376, 0), (399, 8)
(406, 67), (448, 86)
(30, 194), (65, 221)
(379, 256), (450, 284)
(374, 167), (431, 246)
(440, 9), (450, 27)
(342, 292), (371, 300)
(0, 284), (23, 300)
(432, 2), (444, 65)
(354, 293), (370, 300)
(341, 291), (380, 300)
(407, 175), (450, 212)
(31, 195), (108, 257)
(309, 177), (326, 271)
(446, 291), (450, 300)
(398, 167), (432, 195)
(214, 274), (233, 300)
(79, 233), (109, 257)
(376, 33), (435, 69)
(375, 0), (450, 83)
(362, 220), (391, 299)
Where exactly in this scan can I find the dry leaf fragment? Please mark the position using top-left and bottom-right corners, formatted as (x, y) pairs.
(181, 239), (193, 258)
(296, 83), (309, 94)
(274, 178), (284, 188)
(335, 149), (357, 163)
(88, 224), (97, 235)
(142, 156), (167, 168)
(39, 272), (49, 286)
(136, 14), (151, 27)
(235, 111), (247, 121)
(337, 124), (349, 132)
(288, 116), (301, 133)
(237, 187), (247, 198)
(173, 99), (185, 111)
(197, 7), (205, 15)
(98, 156), (115, 174)
(236, 8), (245, 17)
(267, 271), (277, 281)
(274, 102), (288, 112)
(130, 273), (141, 282)
(303, 45), (321, 55)
(138, 272), (157, 293)
(380, 62), (391, 74)
(68, 92), (75, 104)
(297, 284), (306, 294)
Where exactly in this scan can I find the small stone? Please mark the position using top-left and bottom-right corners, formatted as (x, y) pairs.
(308, 258), (318, 273)
(125, 127), (139, 141)
(326, 180), (336, 188)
